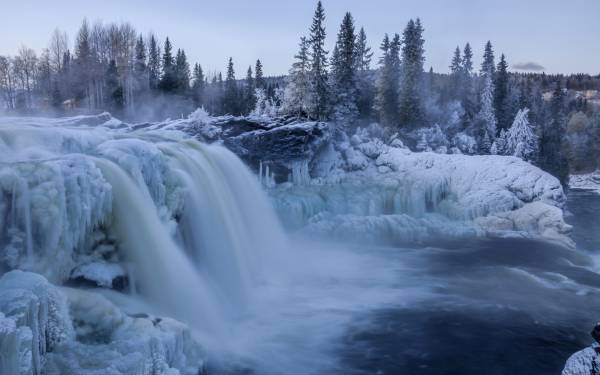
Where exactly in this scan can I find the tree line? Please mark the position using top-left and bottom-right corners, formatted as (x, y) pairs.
(1, 2), (599, 183)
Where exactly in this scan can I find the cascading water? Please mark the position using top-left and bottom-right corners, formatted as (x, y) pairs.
(0, 120), (290, 345)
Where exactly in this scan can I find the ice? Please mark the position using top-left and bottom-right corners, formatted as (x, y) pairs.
(0, 271), (73, 375)
(272, 124), (570, 245)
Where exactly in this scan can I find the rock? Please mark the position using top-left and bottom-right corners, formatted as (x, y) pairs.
(225, 121), (331, 183)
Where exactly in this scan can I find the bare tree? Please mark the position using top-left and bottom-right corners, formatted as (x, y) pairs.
(0, 56), (16, 109)
(49, 28), (68, 73)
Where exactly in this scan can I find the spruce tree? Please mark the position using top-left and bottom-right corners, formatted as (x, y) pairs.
(159, 37), (177, 92)
(449, 46), (462, 100)
(192, 63), (205, 108)
(222, 57), (238, 115)
(175, 49), (190, 94)
(148, 35), (161, 90)
(494, 54), (510, 132)
(307, 1), (329, 120)
(398, 19), (426, 128)
(255, 59), (265, 89)
(539, 82), (569, 184)
(354, 27), (373, 71)
(244, 65), (256, 114)
(134, 35), (148, 94)
(481, 41), (495, 76)
(354, 27), (374, 118)
(374, 34), (400, 126)
(461, 43), (476, 126)
(331, 12), (359, 125)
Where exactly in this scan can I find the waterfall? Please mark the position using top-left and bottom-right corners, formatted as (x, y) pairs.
(0, 120), (290, 344)
(94, 157), (225, 336)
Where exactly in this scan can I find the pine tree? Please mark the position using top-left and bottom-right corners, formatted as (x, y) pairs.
(398, 18), (426, 128)
(307, 1), (329, 120)
(494, 54), (510, 131)
(159, 37), (177, 92)
(74, 18), (93, 104)
(175, 49), (190, 94)
(374, 34), (400, 126)
(282, 37), (311, 116)
(503, 108), (538, 161)
(191, 63), (205, 107)
(255, 59), (265, 89)
(481, 41), (495, 77)
(148, 35), (161, 90)
(244, 65), (256, 114)
(539, 82), (569, 184)
(222, 57), (238, 115)
(134, 35), (148, 95)
(354, 27), (374, 118)
(461, 42), (476, 126)
(449, 46), (462, 100)
(354, 27), (373, 71)
(330, 12), (359, 125)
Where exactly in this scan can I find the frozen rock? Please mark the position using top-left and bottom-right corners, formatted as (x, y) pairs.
(0, 271), (73, 375)
(562, 343), (600, 375)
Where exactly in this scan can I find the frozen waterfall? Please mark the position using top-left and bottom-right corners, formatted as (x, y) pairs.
(0, 119), (289, 341)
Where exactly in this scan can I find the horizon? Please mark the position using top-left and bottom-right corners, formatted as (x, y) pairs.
(1, 0), (599, 76)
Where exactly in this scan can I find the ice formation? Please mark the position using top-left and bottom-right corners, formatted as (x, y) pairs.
(0, 113), (289, 374)
(271, 123), (572, 247)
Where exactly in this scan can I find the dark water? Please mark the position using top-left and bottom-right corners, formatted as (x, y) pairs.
(339, 191), (600, 375)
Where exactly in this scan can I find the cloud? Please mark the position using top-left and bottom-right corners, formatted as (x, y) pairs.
(512, 62), (545, 72)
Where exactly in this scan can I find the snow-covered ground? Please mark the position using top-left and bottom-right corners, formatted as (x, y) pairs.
(570, 170), (600, 194)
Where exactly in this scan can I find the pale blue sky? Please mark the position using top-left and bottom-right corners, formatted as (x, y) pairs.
(1, 0), (598, 76)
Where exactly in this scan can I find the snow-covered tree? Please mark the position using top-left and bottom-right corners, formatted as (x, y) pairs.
(503, 108), (538, 161)
(374, 34), (400, 127)
(398, 18), (426, 128)
(354, 27), (374, 118)
(282, 37), (310, 116)
(476, 74), (497, 151)
(307, 1), (329, 120)
(480, 40), (495, 77)
(330, 12), (359, 125)
(254, 59), (265, 89)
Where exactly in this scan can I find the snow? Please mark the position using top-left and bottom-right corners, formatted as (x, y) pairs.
(0, 270), (73, 375)
(272, 124), (570, 246)
(561, 343), (600, 375)
(570, 170), (600, 194)
(0, 271), (206, 375)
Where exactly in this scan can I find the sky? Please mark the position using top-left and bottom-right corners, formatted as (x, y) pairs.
(1, 0), (598, 76)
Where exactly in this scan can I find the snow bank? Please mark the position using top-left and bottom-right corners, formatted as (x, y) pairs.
(272, 124), (571, 246)
(570, 170), (600, 193)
